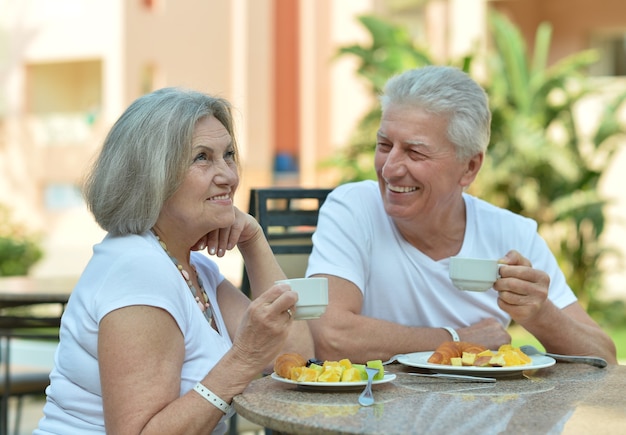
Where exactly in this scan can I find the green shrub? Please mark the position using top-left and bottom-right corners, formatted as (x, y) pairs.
(0, 205), (43, 276)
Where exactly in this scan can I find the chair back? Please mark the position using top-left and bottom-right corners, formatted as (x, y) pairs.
(241, 187), (333, 295)
(1, 329), (59, 435)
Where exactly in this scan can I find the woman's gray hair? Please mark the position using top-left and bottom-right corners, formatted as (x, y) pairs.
(380, 65), (491, 160)
(83, 87), (238, 235)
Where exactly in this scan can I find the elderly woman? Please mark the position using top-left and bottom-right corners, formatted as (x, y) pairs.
(306, 66), (617, 364)
(36, 88), (313, 434)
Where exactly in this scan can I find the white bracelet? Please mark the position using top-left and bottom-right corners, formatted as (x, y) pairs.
(442, 326), (460, 342)
(193, 382), (232, 414)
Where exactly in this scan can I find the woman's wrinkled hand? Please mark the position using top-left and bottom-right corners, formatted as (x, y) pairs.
(191, 207), (262, 257)
(494, 250), (550, 324)
(230, 285), (298, 372)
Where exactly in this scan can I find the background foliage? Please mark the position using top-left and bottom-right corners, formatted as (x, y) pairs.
(0, 204), (43, 276)
(331, 11), (626, 328)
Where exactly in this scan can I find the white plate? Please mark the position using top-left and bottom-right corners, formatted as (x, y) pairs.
(397, 351), (555, 377)
(270, 372), (396, 390)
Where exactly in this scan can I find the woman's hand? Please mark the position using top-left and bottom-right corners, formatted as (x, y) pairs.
(494, 250), (551, 324)
(192, 207), (262, 257)
(229, 284), (298, 373)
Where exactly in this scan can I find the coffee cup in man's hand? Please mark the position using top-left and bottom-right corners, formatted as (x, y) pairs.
(449, 257), (501, 292)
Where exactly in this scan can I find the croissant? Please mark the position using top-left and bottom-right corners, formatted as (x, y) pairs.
(427, 341), (487, 365)
(274, 353), (307, 379)
(427, 341), (459, 365)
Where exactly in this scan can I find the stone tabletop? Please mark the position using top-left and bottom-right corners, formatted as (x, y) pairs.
(233, 363), (626, 434)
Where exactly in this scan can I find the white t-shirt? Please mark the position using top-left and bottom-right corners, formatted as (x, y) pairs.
(35, 231), (234, 435)
(306, 180), (577, 328)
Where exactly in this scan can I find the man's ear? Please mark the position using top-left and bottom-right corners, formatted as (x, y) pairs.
(460, 152), (483, 187)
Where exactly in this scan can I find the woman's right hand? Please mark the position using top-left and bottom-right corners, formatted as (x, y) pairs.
(229, 284), (298, 373)
(193, 207), (263, 257)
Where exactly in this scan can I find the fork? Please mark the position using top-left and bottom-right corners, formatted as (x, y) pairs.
(358, 367), (379, 406)
(382, 354), (406, 365)
(519, 345), (608, 368)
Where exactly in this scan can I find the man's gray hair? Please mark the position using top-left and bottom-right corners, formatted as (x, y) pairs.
(380, 65), (491, 159)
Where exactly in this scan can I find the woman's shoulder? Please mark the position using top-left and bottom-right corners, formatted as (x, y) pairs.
(71, 232), (187, 322)
(93, 232), (168, 272)
(95, 231), (158, 253)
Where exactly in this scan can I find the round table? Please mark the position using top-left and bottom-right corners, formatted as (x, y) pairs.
(234, 362), (626, 434)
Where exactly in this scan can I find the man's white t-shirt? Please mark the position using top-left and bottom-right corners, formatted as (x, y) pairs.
(35, 231), (234, 435)
(306, 180), (577, 329)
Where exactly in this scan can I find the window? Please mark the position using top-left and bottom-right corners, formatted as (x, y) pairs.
(26, 60), (102, 145)
(44, 184), (83, 211)
(589, 33), (626, 77)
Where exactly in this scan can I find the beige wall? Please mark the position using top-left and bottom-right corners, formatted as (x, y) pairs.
(0, 0), (375, 279)
(1, 0), (626, 299)
(491, 0), (626, 64)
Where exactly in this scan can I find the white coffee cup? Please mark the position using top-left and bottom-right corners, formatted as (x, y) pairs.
(449, 257), (501, 292)
(275, 277), (328, 320)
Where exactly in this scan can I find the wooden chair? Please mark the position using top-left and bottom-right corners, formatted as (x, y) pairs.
(1, 329), (58, 435)
(230, 187), (332, 435)
(0, 297), (62, 435)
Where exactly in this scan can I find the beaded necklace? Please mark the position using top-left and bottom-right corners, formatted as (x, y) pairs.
(152, 230), (218, 332)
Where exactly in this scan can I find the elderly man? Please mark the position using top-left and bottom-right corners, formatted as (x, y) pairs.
(306, 66), (617, 365)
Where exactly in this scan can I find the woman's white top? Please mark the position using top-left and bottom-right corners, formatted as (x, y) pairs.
(306, 180), (577, 328)
(35, 231), (233, 435)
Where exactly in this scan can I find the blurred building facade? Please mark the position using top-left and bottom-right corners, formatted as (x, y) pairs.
(1, 0), (625, 295)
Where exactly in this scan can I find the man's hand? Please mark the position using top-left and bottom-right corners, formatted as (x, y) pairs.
(457, 318), (511, 349)
(494, 250), (550, 324)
